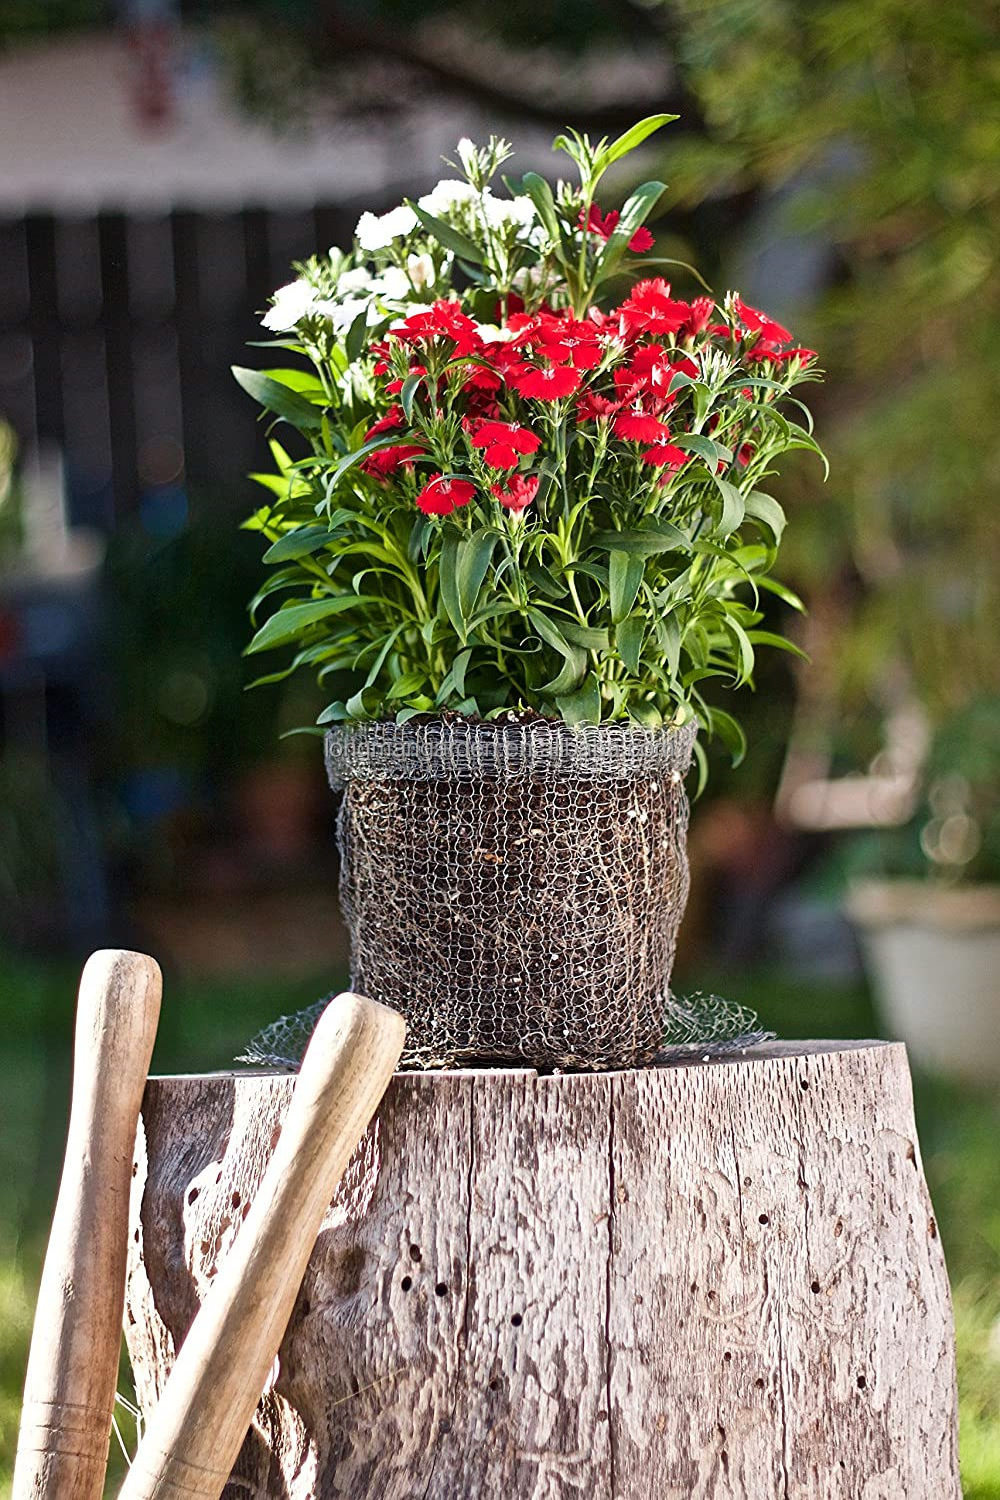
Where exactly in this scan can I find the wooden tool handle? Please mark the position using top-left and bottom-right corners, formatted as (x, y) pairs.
(14, 949), (162, 1500)
(118, 990), (405, 1500)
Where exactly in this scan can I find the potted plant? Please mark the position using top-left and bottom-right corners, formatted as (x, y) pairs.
(846, 698), (1000, 1084)
(235, 119), (822, 1068)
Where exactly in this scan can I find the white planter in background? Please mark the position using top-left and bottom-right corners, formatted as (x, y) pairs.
(847, 880), (1000, 1085)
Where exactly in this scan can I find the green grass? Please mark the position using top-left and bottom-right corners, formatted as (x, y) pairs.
(1, 951), (997, 1496)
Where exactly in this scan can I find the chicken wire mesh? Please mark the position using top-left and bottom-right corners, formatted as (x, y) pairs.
(239, 989), (774, 1071)
(240, 717), (773, 1073)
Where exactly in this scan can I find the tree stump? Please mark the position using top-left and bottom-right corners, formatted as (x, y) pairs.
(125, 1042), (960, 1499)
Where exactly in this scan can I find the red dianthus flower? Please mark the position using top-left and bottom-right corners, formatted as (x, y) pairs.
(415, 475), (476, 516)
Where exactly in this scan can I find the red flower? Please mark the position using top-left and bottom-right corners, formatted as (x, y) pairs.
(390, 300), (483, 357)
(579, 204), (654, 254)
(618, 279), (691, 339)
(511, 364), (581, 401)
(364, 406), (404, 441)
(734, 297), (792, 346)
(576, 391), (620, 422)
(535, 316), (604, 370)
(415, 475), (476, 516)
(640, 439), (688, 468)
(683, 297), (716, 338)
(469, 420), (541, 470)
(491, 474), (539, 512)
(787, 347), (817, 364)
(613, 411), (673, 443)
(737, 443), (755, 466)
(361, 443), (426, 479)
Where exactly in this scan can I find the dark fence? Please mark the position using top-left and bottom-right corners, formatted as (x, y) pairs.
(0, 202), (365, 524)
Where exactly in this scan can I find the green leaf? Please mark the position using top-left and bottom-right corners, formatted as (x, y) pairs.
(724, 616), (756, 685)
(714, 479), (746, 538)
(744, 490), (787, 544)
(616, 616), (645, 675)
(674, 432), (732, 466)
(408, 202), (487, 266)
(387, 669), (428, 700)
(561, 621), (610, 651)
(438, 532), (464, 641)
(526, 607), (587, 693)
(594, 114), (678, 173)
(755, 575), (805, 612)
(262, 526), (333, 564)
(594, 181), (666, 281)
(246, 595), (375, 654)
(520, 172), (565, 247)
(400, 372), (424, 423)
(745, 630), (810, 660)
(704, 706), (747, 767)
(609, 550), (645, 623)
(232, 366), (325, 430)
(629, 700), (663, 730)
(345, 309), (369, 364)
(325, 435), (408, 493)
(457, 530), (497, 623)
(556, 673), (602, 726)
(525, 562), (568, 600)
(590, 522), (690, 558)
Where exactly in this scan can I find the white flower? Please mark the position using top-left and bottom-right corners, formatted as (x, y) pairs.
(476, 323), (518, 343)
(261, 279), (322, 332)
(355, 205), (418, 252)
(417, 178), (478, 218)
(376, 266), (411, 301)
(328, 296), (374, 332)
(337, 266), (376, 293)
(406, 252), (436, 292)
(482, 193), (536, 232)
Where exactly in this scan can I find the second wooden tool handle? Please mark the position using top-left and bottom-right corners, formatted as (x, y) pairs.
(119, 990), (405, 1500)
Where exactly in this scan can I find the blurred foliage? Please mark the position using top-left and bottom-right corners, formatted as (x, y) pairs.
(845, 697), (1000, 884)
(665, 0), (1000, 732)
(105, 494), (323, 778)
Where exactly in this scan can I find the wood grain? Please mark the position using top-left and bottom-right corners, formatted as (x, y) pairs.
(118, 991), (405, 1500)
(125, 1042), (960, 1499)
(14, 949), (162, 1500)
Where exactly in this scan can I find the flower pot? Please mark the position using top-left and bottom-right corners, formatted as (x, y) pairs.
(847, 878), (1000, 1085)
(326, 717), (697, 1070)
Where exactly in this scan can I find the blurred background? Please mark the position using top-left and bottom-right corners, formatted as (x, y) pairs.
(0, 0), (998, 1493)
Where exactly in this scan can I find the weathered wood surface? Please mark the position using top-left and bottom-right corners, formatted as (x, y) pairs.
(120, 992), (405, 1500)
(125, 1042), (960, 1500)
(14, 950), (162, 1500)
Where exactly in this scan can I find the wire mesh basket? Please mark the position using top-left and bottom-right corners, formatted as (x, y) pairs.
(325, 716), (698, 1070)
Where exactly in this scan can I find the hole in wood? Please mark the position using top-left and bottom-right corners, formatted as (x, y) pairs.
(132, 1162), (138, 1177)
(511, 1313), (522, 1327)
(435, 1281), (448, 1297)
(488, 1378), (500, 1392)
(134, 1229), (140, 1243)
(929, 1217), (938, 1239)
(800, 1078), (809, 1090)
(187, 1188), (199, 1205)
(409, 1244), (422, 1262)
(723, 1351), (732, 1363)
(231, 1192), (241, 1209)
(401, 1276), (413, 1292)
(857, 1375), (867, 1389)
(759, 1213), (770, 1225)
(755, 1378), (765, 1389)
(811, 1280), (821, 1294)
